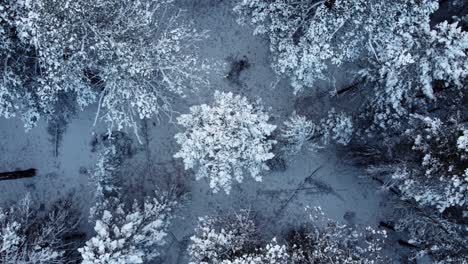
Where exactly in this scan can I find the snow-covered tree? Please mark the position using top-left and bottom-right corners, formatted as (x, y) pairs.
(188, 211), (289, 264)
(320, 109), (353, 146)
(188, 208), (387, 264)
(286, 207), (387, 264)
(350, 102), (467, 262)
(0, 194), (82, 264)
(188, 211), (258, 264)
(0, 0), (210, 134)
(79, 193), (175, 264)
(218, 240), (290, 264)
(362, 114), (467, 214)
(235, 0), (467, 130)
(174, 91), (277, 194)
(81, 133), (176, 263)
(234, 0), (436, 92)
(281, 109), (353, 154)
(367, 115), (467, 213)
(392, 205), (468, 263)
(367, 20), (468, 131)
(281, 112), (318, 153)
(0, 0), (39, 128)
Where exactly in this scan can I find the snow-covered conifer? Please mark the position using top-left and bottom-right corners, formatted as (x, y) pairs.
(377, 116), (468, 212)
(174, 91), (277, 194)
(281, 112), (318, 153)
(79, 193), (175, 264)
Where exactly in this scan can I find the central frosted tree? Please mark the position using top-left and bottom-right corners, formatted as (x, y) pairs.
(174, 91), (277, 194)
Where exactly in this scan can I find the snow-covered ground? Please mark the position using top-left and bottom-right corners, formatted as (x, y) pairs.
(0, 108), (97, 209)
(0, 1), (393, 263)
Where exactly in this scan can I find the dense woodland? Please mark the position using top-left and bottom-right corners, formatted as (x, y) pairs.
(0, 0), (467, 263)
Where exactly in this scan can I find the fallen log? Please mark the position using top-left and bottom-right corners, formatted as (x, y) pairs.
(0, 169), (36, 181)
(336, 79), (364, 95)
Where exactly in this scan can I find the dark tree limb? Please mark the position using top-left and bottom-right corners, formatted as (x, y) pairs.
(0, 169), (36, 181)
(276, 166), (323, 217)
(337, 78), (365, 95)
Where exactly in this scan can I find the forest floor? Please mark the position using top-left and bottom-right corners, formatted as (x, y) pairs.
(0, 1), (399, 263)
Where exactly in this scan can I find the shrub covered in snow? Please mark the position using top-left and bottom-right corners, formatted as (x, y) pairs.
(281, 112), (318, 153)
(281, 109), (353, 153)
(89, 132), (135, 219)
(174, 91), (277, 194)
(0, 194), (81, 264)
(457, 130), (468, 152)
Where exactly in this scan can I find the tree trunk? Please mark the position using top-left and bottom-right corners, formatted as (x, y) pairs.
(0, 169), (36, 181)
